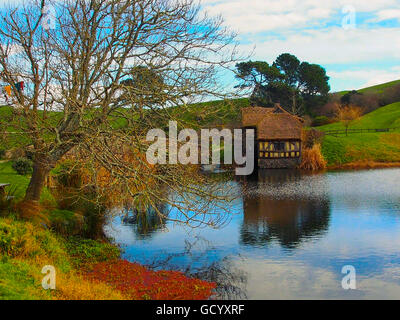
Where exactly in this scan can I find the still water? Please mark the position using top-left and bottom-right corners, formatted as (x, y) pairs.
(105, 168), (400, 300)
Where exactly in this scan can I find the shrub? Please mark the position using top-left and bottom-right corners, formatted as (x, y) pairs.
(0, 217), (71, 271)
(53, 160), (109, 239)
(0, 148), (6, 160)
(303, 129), (325, 149)
(0, 219), (27, 257)
(49, 209), (84, 237)
(312, 116), (332, 127)
(11, 158), (32, 175)
(300, 143), (327, 171)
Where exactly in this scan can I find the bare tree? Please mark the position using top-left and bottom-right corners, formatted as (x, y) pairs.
(0, 0), (242, 227)
(335, 105), (363, 136)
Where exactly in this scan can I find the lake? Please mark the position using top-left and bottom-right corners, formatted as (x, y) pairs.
(105, 168), (400, 300)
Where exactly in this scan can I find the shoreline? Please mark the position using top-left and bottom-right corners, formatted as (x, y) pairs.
(327, 161), (400, 171)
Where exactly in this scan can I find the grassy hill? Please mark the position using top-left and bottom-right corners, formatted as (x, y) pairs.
(336, 79), (400, 96)
(318, 102), (400, 131)
(317, 102), (400, 167)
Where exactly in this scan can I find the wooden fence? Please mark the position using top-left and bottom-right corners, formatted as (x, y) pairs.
(322, 127), (400, 137)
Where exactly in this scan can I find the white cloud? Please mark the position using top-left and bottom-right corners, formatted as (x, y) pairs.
(330, 67), (400, 89)
(238, 27), (400, 65)
(233, 257), (400, 299)
(201, 0), (400, 91)
(202, 0), (400, 33)
(373, 9), (400, 22)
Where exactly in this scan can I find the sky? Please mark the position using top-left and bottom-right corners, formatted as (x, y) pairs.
(1, 0), (399, 93)
(201, 0), (400, 92)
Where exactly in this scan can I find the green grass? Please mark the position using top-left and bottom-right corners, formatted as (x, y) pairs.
(0, 161), (55, 203)
(318, 102), (400, 131)
(321, 133), (400, 166)
(0, 217), (69, 300)
(168, 98), (250, 128)
(0, 216), (122, 300)
(317, 102), (400, 166)
(0, 258), (51, 300)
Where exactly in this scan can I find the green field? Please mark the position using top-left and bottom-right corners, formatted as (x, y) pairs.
(317, 102), (400, 166)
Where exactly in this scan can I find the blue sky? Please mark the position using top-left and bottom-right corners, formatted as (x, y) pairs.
(1, 0), (399, 93)
(201, 0), (400, 92)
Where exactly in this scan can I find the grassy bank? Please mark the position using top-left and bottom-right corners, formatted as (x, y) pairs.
(316, 102), (400, 167)
(0, 161), (215, 300)
(0, 217), (215, 300)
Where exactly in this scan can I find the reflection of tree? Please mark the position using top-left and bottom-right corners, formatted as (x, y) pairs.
(240, 170), (331, 249)
(192, 257), (247, 300)
(143, 237), (248, 300)
(122, 204), (167, 240)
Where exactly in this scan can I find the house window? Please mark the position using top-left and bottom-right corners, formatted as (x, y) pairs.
(273, 142), (285, 152)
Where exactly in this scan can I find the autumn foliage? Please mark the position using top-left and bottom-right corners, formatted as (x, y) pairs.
(335, 105), (363, 135)
(85, 260), (216, 300)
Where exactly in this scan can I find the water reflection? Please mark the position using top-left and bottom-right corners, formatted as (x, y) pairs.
(106, 168), (400, 299)
(241, 170), (330, 249)
(121, 203), (168, 240)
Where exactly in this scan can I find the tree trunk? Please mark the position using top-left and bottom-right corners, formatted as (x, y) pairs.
(292, 91), (296, 114)
(24, 160), (51, 202)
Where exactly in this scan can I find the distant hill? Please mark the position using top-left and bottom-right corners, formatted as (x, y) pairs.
(336, 79), (400, 97)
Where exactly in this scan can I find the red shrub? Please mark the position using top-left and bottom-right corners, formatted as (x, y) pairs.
(85, 260), (216, 300)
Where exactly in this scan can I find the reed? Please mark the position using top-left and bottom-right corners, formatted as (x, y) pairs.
(300, 143), (327, 171)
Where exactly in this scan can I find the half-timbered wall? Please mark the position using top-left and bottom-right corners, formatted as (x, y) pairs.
(258, 140), (301, 159)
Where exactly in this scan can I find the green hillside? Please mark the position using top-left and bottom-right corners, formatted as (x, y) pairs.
(318, 102), (400, 167)
(336, 79), (400, 96)
(318, 102), (400, 131)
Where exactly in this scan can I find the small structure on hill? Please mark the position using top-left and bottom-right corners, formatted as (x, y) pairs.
(241, 104), (304, 169)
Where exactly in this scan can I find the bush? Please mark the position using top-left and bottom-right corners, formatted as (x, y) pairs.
(49, 209), (85, 237)
(0, 217), (71, 271)
(0, 219), (27, 257)
(303, 129), (325, 149)
(53, 160), (109, 239)
(300, 143), (327, 171)
(0, 149), (6, 160)
(312, 116), (332, 127)
(11, 158), (32, 176)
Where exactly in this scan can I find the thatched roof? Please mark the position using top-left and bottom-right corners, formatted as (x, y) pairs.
(257, 113), (302, 140)
(242, 105), (303, 140)
(241, 107), (274, 127)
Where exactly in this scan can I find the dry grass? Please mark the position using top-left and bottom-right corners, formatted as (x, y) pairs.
(14, 200), (49, 225)
(328, 161), (400, 170)
(300, 143), (327, 171)
(54, 273), (128, 300)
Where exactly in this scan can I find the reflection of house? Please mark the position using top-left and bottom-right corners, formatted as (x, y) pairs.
(241, 104), (303, 169)
(240, 170), (330, 249)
